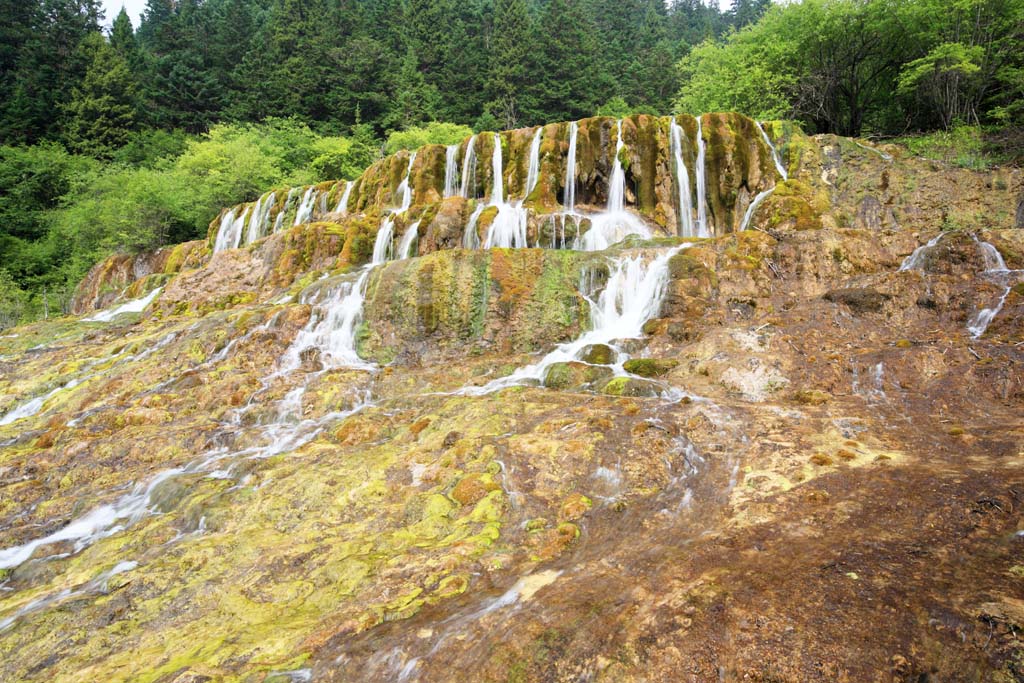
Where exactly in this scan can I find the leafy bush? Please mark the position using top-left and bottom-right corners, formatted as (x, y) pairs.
(894, 125), (997, 170)
(385, 122), (474, 154)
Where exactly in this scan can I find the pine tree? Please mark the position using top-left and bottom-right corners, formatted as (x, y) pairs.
(386, 48), (441, 130)
(62, 32), (137, 157)
(533, 0), (607, 121)
(110, 7), (140, 67)
(486, 0), (536, 129)
(0, 0), (103, 143)
(627, 0), (678, 112)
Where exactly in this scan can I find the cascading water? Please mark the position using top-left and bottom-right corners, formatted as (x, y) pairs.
(394, 151), (417, 213)
(285, 151), (419, 372)
(900, 233), (1019, 338)
(444, 145), (459, 198)
(695, 116), (709, 238)
(213, 207), (248, 253)
(462, 245), (688, 395)
(275, 187), (300, 231)
(460, 136), (477, 199)
(293, 188), (319, 226)
(0, 378), (81, 427)
(577, 120), (651, 251)
(669, 119), (695, 238)
(335, 181), (354, 214)
(899, 233), (945, 271)
(398, 220), (421, 259)
(482, 133), (529, 249)
(463, 205), (484, 249)
(244, 192), (277, 245)
(756, 122), (788, 181)
(967, 235), (1017, 338)
(564, 122), (578, 213)
(524, 127), (543, 199)
(738, 189), (776, 232)
(85, 287), (163, 323)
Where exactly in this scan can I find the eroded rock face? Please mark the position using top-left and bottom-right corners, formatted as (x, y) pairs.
(2, 121), (1024, 683)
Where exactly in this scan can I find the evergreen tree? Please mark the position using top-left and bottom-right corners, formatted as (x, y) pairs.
(533, 0), (607, 122)
(486, 0), (536, 128)
(386, 48), (441, 130)
(730, 0), (771, 29)
(627, 0), (678, 112)
(0, 0), (104, 143)
(62, 32), (137, 157)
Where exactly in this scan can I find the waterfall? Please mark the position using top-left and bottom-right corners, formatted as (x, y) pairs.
(670, 119), (695, 238)
(695, 116), (709, 238)
(274, 188), (299, 232)
(973, 234), (1008, 272)
(482, 133), (529, 249)
(85, 287), (163, 323)
(335, 181), (354, 214)
(463, 204), (484, 249)
(244, 192), (277, 245)
(444, 145), (459, 198)
(899, 233), (945, 271)
(524, 127), (543, 200)
(213, 208), (248, 253)
(490, 133), (504, 205)
(738, 188), (775, 232)
(373, 219), (396, 264)
(967, 235), (1015, 338)
(757, 122), (788, 181)
(462, 245), (688, 395)
(577, 120), (651, 251)
(564, 122), (578, 213)
(369, 152), (417, 267)
(607, 120), (626, 213)
(293, 188), (318, 226)
(460, 135), (477, 199)
(395, 151), (417, 212)
(398, 220), (421, 259)
(968, 287), (1011, 339)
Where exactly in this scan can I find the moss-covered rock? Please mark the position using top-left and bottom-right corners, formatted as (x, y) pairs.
(543, 361), (614, 391)
(622, 357), (679, 378)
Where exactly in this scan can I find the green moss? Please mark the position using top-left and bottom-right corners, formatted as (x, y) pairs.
(622, 358), (679, 378)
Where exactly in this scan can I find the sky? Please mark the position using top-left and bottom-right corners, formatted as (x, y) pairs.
(101, 0), (147, 28)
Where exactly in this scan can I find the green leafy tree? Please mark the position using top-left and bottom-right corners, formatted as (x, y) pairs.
(62, 33), (138, 157)
(385, 121), (474, 154)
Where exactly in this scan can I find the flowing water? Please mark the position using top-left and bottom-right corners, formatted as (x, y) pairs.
(85, 287), (163, 323)
(757, 122), (788, 181)
(670, 119), (696, 237)
(335, 181), (354, 214)
(576, 120), (652, 251)
(213, 207), (248, 253)
(738, 188), (776, 232)
(461, 245), (688, 395)
(482, 133), (529, 249)
(564, 121), (578, 214)
(899, 233), (945, 271)
(275, 187), (300, 232)
(293, 188), (320, 226)
(524, 127), (543, 199)
(460, 135), (477, 199)
(695, 116), (709, 237)
(444, 144), (460, 198)
(399, 220), (421, 260)
(244, 192), (276, 245)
